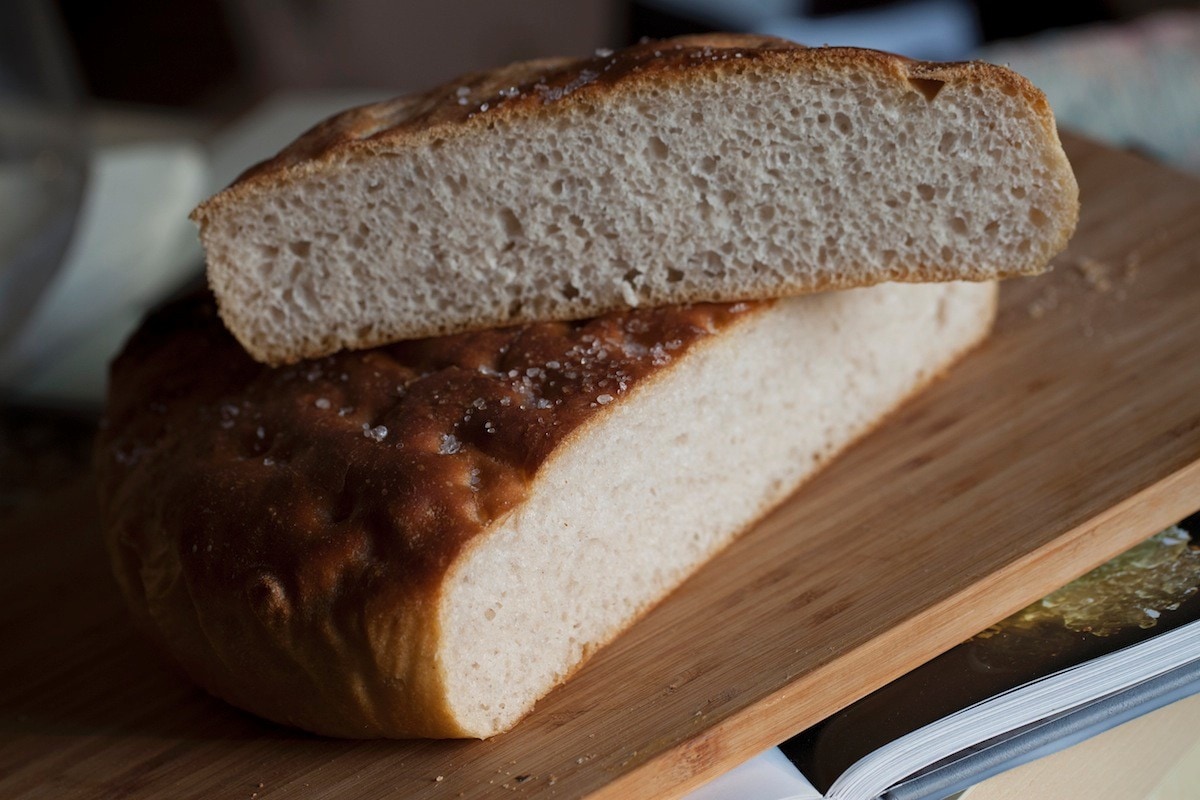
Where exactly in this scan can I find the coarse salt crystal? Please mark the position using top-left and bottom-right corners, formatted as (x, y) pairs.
(439, 433), (462, 454)
(594, 47), (613, 57)
(315, 398), (331, 409)
(363, 423), (389, 442)
(596, 394), (614, 405)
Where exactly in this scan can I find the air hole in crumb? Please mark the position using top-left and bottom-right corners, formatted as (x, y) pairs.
(499, 207), (524, 238)
(561, 282), (580, 300)
(701, 250), (724, 277)
(909, 77), (945, 102)
(758, 205), (776, 223)
(1011, 186), (1027, 199)
(985, 220), (1000, 237)
(698, 155), (717, 175)
(938, 131), (957, 155)
(623, 267), (643, 286)
(940, 245), (953, 261)
(666, 267), (684, 283)
(816, 112), (830, 125)
(647, 135), (669, 160)
(950, 217), (968, 235)
(484, 608), (496, 621)
(443, 174), (466, 197)
(833, 112), (853, 136)
(1029, 208), (1048, 227)
(917, 183), (936, 202)
(288, 240), (311, 258)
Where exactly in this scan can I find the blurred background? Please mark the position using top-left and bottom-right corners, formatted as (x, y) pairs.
(2, 0), (1199, 407)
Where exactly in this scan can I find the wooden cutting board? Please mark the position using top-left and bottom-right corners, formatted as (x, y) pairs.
(2, 135), (1199, 800)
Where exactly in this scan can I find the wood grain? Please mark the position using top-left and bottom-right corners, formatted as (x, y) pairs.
(2, 134), (1199, 799)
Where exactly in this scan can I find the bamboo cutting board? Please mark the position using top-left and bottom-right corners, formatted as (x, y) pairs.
(2, 135), (1199, 800)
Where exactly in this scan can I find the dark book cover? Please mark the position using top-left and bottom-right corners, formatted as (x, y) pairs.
(781, 513), (1200, 794)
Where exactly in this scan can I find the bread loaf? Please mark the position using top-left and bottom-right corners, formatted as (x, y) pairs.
(97, 280), (996, 738)
(192, 34), (1074, 365)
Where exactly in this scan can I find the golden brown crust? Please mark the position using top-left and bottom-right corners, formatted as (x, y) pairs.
(96, 292), (765, 736)
(191, 33), (1053, 226)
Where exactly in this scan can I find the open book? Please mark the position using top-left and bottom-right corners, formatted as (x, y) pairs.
(687, 515), (1200, 800)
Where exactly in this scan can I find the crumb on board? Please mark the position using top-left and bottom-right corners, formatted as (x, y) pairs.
(1027, 286), (1060, 318)
(1075, 256), (1114, 293)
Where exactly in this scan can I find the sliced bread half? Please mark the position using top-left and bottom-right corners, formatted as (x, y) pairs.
(192, 34), (1071, 364)
(98, 279), (996, 738)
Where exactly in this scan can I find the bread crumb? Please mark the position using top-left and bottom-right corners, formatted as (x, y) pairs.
(1074, 256), (1113, 293)
(1026, 286), (1059, 319)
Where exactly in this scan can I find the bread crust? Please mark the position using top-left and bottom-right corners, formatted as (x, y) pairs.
(193, 35), (1054, 215)
(96, 292), (765, 737)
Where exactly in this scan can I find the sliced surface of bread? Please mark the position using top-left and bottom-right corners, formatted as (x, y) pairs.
(192, 34), (1074, 365)
(97, 280), (997, 739)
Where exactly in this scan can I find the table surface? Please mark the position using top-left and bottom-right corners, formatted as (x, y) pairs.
(2, 134), (1200, 800)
